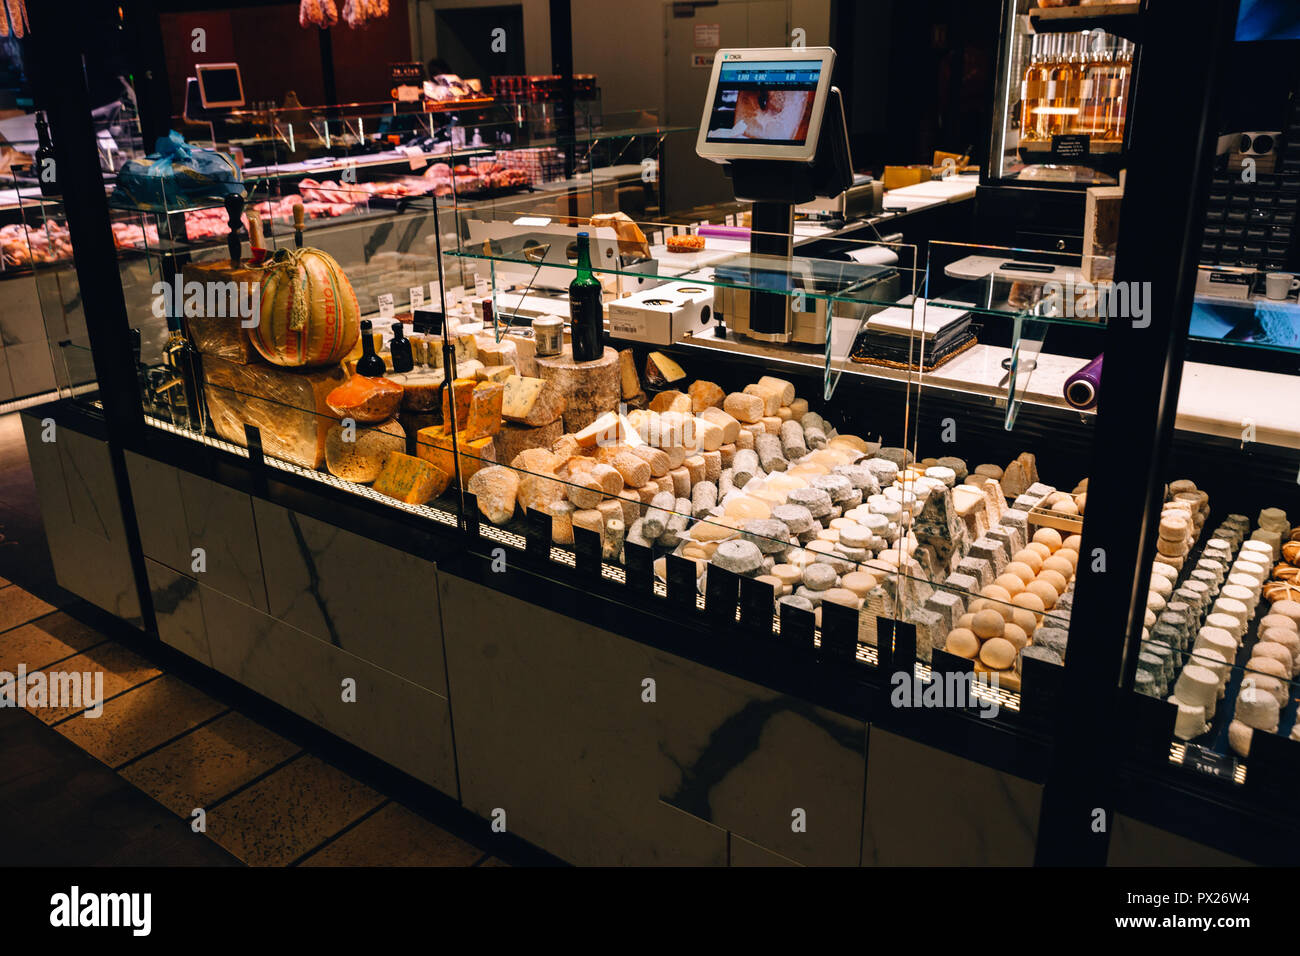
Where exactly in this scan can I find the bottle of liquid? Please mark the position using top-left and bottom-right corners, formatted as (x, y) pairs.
(356, 320), (387, 376)
(1019, 34), (1047, 142)
(1078, 33), (1109, 138)
(35, 111), (60, 197)
(389, 322), (414, 372)
(162, 317), (207, 432)
(1045, 35), (1074, 138)
(1106, 40), (1133, 142)
(1062, 34), (1085, 137)
(568, 231), (604, 362)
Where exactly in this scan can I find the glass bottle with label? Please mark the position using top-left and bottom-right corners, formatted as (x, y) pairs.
(389, 322), (414, 372)
(356, 319), (386, 376)
(569, 231), (604, 362)
(1020, 34), (1047, 143)
(1105, 40), (1134, 142)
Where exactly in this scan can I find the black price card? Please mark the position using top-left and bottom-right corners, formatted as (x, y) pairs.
(892, 620), (917, 672)
(571, 525), (602, 580)
(525, 507), (551, 561)
(623, 541), (654, 596)
(738, 575), (775, 634)
(665, 554), (699, 609)
(819, 600), (859, 663)
(705, 565), (739, 628)
(1051, 134), (1090, 160)
(931, 648), (975, 682)
(1182, 743), (1238, 783)
(1019, 656), (1064, 722)
(779, 602), (815, 652)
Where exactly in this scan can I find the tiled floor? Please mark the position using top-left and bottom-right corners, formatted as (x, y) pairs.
(0, 581), (506, 867)
(0, 410), (518, 867)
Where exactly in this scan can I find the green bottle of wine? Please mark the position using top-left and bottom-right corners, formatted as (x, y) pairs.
(569, 231), (604, 362)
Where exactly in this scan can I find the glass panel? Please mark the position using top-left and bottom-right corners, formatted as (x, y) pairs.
(989, 0), (1139, 187)
(1135, 324), (1300, 786)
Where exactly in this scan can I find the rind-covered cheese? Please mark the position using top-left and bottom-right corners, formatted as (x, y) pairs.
(442, 377), (478, 429)
(649, 390), (691, 414)
(757, 375), (796, 406)
(476, 365), (515, 384)
(723, 392), (763, 424)
(495, 419), (563, 465)
(743, 382), (782, 417)
(618, 348), (641, 399)
(325, 418), (406, 483)
(467, 465), (520, 524)
(502, 375), (566, 427)
(415, 426), (496, 483)
(512, 447), (565, 513)
(699, 405), (741, 443)
(688, 380), (725, 411)
(464, 381), (504, 441)
(372, 452), (450, 504)
(645, 351), (685, 388)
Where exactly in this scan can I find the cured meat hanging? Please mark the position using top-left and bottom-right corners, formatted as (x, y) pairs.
(298, 0), (338, 28)
(0, 0), (30, 38)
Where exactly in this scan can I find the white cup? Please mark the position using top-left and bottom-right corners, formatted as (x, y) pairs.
(1264, 272), (1300, 300)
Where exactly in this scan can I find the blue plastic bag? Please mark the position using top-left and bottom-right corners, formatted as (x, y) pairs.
(115, 131), (243, 209)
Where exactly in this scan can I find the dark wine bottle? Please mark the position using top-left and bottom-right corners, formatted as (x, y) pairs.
(356, 320), (386, 377)
(568, 231), (604, 362)
(389, 322), (414, 372)
(162, 316), (207, 432)
(35, 112), (59, 198)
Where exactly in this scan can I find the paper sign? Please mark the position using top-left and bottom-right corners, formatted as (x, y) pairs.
(694, 23), (720, 48)
(409, 286), (425, 308)
(475, 276), (490, 299)
(377, 293), (395, 318)
(400, 145), (428, 170)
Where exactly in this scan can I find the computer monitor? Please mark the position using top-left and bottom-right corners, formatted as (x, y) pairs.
(195, 63), (245, 110)
(696, 47), (836, 164)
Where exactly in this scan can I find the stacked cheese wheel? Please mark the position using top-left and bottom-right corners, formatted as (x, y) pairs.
(1145, 510), (1245, 740)
(940, 526), (1079, 682)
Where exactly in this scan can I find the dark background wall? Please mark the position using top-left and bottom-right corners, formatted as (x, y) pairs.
(158, 1), (413, 112)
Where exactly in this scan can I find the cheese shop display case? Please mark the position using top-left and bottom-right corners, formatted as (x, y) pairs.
(439, 220), (1103, 717)
(22, 0), (1300, 867)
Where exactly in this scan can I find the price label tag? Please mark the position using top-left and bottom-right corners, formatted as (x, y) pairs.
(377, 293), (395, 318)
(447, 285), (464, 307)
(409, 286), (425, 309)
(400, 145), (427, 170)
(430, 281), (442, 305)
(474, 276), (490, 299)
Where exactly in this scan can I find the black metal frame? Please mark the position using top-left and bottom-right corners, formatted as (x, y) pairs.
(24, 0), (1300, 865)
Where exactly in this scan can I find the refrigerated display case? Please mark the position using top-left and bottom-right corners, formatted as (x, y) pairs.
(17, 0), (1300, 867)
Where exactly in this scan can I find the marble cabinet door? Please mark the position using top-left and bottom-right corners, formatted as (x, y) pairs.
(201, 585), (457, 797)
(252, 500), (448, 696)
(177, 471), (266, 611)
(439, 574), (728, 866)
(861, 728), (1042, 865)
(124, 451), (191, 574)
(653, 650), (868, 867)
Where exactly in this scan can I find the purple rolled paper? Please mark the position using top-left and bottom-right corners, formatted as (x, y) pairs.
(1064, 353), (1103, 410)
(697, 224), (751, 241)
